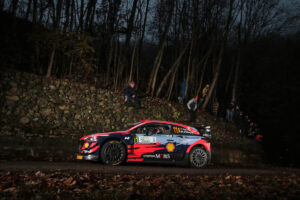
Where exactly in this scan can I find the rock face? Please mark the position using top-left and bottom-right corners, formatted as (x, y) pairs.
(0, 71), (185, 133)
(19, 117), (30, 124)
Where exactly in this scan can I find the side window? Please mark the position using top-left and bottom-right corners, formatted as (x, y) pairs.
(172, 126), (193, 135)
(131, 125), (146, 134)
(132, 124), (172, 135)
(146, 124), (171, 135)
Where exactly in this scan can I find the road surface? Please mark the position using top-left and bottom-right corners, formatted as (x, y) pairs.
(0, 160), (299, 175)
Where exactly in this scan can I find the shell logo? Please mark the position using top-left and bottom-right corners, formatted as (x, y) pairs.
(84, 143), (89, 148)
(166, 143), (175, 152)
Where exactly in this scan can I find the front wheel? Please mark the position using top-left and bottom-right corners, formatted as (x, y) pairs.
(100, 140), (126, 165)
(189, 146), (208, 168)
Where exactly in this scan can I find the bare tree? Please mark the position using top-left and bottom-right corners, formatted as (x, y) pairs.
(46, 0), (63, 78)
(147, 0), (175, 97)
(202, 0), (236, 110)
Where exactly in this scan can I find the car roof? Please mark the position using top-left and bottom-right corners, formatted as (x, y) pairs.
(135, 120), (199, 135)
(139, 120), (185, 126)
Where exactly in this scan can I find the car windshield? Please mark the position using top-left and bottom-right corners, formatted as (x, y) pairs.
(190, 126), (200, 134)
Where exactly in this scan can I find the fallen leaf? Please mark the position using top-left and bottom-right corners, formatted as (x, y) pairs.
(3, 187), (16, 192)
(64, 176), (76, 186)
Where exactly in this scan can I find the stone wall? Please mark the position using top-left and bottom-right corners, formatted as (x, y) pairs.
(1, 71), (183, 134)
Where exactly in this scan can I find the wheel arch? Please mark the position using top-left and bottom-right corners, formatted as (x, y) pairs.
(186, 140), (211, 153)
(99, 137), (128, 155)
(188, 144), (211, 166)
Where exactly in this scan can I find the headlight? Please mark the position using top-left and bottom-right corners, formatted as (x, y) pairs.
(85, 136), (97, 142)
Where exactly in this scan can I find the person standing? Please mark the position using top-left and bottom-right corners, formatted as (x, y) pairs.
(202, 84), (210, 98)
(187, 96), (198, 123)
(226, 101), (235, 121)
(123, 82), (140, 107)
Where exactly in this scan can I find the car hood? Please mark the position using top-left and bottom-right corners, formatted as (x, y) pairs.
(80, 131), (128, 140)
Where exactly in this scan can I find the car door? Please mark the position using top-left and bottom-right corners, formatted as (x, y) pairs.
(171, 125), (201, 160)
(132, 123), (176, 161)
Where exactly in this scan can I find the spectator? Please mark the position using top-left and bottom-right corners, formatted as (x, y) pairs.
(187, 96), (198, 123)
(236, 111), (246, 134)
(234, 104), (241, 122)
(226, 101), (235, 121)
(202, 84), (210, 98)
(123, 82), (140, 108)
(212, 99), (219, 120)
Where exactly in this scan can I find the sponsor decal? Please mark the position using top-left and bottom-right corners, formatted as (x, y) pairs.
(143, 154), (171, 159)
(143, 154), (156, 158)
(173, 126), (192, 134)
(124, 137), (130, 140)
(166, 143), (175, 152)
(84, 143), (89, 148)
(161, 154), (170, 159)
(134, 136), (156, 144)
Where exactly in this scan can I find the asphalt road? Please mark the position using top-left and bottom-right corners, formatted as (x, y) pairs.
(0, 160), (299, 175)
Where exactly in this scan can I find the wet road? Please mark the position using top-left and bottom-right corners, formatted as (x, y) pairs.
(0, 160), (299, 175)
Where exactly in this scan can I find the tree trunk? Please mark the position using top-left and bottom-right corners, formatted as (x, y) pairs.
(63, 0), (71, 33)
(0, 0), (4, 12)
(38, 0), (45, 24)
(225, 55), (235, 93)
(201, 0), (235, 110)
(201, 45), (224, 110)
(106, 36), (114, 84)
(185, 38), (194, 98)
(9, 0), (19, 16)
(25, 0), (32, 21)
(196, 41), (214, 96)
(155, 42), (190, 97)
(113, 40), (119, 90)
(231, 50), (240, 102)
(138, 0), (149, 63)
(166, 64), (179, 101)
(147, 0), (175, 96)
(79, 0), (84, 32)
(32, 0), (37, 23)
(69, 0), (75, 31)
(85, 0), (97, 31)
(118, 0), (138, 85)
(68, 55), (73, 76)
(45, 0), (63, 78)
(46, 44), (56, 78)
(124, 0), (138, 48)
(89, 0), (97, 31)
(128, 31), (138, 82)
(106, 0), (121, 85)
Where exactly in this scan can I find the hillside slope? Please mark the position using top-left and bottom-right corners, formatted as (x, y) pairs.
(0, 71), (264, 165)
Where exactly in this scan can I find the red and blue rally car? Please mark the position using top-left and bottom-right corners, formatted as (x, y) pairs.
(77, 120), (211, 168)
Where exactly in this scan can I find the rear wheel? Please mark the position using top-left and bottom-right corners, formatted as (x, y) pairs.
(100, 140), (126, 165)
(189, 146), (208, 168)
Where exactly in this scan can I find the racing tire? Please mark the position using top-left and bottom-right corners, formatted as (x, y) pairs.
(189, 146), (208, 168)
(100, 140), (126, 166)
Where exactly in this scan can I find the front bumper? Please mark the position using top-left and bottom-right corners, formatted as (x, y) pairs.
(77, 140), (100, 162)
(76, 154), (99, 161)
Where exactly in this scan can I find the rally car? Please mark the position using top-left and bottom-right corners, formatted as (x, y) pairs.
(77, 120), (211, 168)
